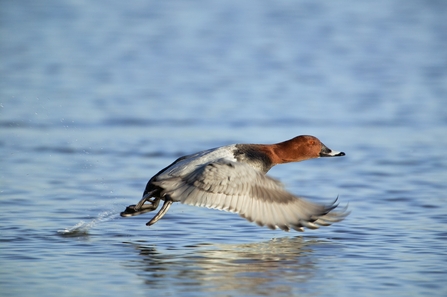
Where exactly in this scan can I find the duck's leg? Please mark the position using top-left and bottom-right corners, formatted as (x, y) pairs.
(135, 190), (158, 210)
(120, 190), (160, 217)
(146, 197), (173, 226)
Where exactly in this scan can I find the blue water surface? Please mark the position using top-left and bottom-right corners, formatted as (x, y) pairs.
(1, 1), (447, 296)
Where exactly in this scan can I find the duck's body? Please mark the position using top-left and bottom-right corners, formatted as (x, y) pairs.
(121, 135), (348, 232)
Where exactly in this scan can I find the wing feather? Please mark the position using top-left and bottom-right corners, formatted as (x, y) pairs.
(153, 159), (348, 231)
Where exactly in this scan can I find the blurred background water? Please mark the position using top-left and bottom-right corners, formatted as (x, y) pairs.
(1, 0), (447, 296)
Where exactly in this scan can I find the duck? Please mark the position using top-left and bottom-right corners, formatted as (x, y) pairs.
(120, 135), (348, 232)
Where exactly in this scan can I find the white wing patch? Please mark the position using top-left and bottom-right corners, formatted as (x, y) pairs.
(153, 160), (348, 231)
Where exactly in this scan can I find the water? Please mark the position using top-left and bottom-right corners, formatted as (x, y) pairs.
(1, 1), (447, 296)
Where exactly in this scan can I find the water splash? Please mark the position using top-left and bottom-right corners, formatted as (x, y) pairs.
(57, 210), (119, 237)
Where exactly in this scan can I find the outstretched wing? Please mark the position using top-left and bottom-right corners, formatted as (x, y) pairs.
(152, 159), (348, 231)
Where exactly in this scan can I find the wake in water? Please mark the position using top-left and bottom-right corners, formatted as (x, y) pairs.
(57, 210), (119, 237)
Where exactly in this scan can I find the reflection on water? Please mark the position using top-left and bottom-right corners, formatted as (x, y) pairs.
(124, 237), (336, 295)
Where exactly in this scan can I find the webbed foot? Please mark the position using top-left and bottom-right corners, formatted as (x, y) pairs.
(120, 193), (160, 217)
